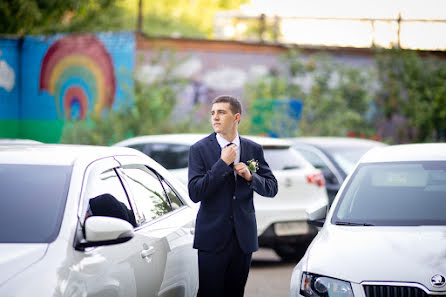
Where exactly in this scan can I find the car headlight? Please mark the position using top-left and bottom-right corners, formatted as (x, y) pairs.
(300, 272), (354, 297)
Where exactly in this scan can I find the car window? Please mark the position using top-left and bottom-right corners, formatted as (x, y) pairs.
(141, 143), (189, 170)
(118, 165), (173, 224)
(83, 168), (137, 227)
(332, 161), (446, 226)
(294, 147), (328, 169)
(129, 144), (145, 152)
(263, 147), (306, 170)
(0, 164), (72, 243)
(159, 177), (184, 210)
(324, 145), (377, 175)
(294, 147), (340, 184)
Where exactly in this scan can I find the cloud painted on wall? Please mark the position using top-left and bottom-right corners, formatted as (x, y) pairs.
(173, 57), (202, 78)
(0, 60), (15, 92)
(136, 64), (165, 84)
(39, 35), (116, 120)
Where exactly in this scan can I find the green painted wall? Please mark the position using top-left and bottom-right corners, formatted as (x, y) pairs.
(0, 120), (64, 143)
(0, 120), (20, 138)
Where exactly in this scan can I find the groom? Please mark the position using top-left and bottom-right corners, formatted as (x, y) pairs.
(188, 95), (278, 297)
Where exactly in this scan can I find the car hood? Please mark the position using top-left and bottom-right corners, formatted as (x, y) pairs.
(0, 244), (48, 286)
(306, 225), (446, 291)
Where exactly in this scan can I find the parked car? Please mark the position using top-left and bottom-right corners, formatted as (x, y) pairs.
(290, 143), (446, 297)
(114, 134), (329, 260)
(0, 144), (198, 297)
(289, 137), (387, 205)
(0, 138), (42, 144)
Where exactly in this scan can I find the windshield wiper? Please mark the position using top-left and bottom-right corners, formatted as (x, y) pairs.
(334, 221), (374, 226)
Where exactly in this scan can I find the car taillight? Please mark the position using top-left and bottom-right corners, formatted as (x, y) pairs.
(306, 170), (325, 187)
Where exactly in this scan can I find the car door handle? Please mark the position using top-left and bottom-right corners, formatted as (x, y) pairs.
(141, 246), (155, 261)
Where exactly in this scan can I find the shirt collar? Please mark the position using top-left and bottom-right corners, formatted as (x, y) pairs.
(216, 132), (240, 149)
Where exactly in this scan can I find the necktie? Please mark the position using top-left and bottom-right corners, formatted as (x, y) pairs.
(226, 143), (234, 168)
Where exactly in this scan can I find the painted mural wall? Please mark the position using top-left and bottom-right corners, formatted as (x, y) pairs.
(0, 32), (134, 143)
(0, 38), (20, 137)
(135, 46), (286, 123)
(135, 39), (375, 136)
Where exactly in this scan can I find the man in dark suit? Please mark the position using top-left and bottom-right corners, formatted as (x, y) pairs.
(188, 95), (278, 297)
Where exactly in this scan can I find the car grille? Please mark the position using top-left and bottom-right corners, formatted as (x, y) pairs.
(363, 285), (442, 297)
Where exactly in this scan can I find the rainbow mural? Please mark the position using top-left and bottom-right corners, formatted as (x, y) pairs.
(39, 34), (116, 120)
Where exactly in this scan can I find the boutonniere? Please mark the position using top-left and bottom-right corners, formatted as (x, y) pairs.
(246, 159), (259, 173)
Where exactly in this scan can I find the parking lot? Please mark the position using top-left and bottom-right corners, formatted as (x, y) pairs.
(245, 248), (301, 297)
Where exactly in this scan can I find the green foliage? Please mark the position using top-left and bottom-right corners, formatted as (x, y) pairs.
(0, 0), (247, 37)
(244, 50), (376, 138)
(140, 0), (248, 38)
(375, 48), (446, 142)
(59, 0), (134, 33)
(0, 0), (121, 34)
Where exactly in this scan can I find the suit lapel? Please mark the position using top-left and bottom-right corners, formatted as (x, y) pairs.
(207, 132), (221, 159)
(236, 137), (248, 188)
(240, 136), (248, 163)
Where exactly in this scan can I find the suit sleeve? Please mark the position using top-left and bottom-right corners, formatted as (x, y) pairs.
(188, 143), (233, 203)
(249, 145), (278, 198)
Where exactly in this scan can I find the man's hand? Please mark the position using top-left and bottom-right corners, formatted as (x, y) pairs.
(234, 162), (253, 182)
(221, 144), (237, 166)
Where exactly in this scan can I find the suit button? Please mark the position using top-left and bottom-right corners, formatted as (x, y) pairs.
(233, 196), (236, 200)
(229, 215), (233, 220)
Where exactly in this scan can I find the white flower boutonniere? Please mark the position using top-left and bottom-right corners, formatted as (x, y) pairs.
(246, 159), (259, 173)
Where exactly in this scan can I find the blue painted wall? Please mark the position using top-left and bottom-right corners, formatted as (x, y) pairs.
(0, 32), (135, 142)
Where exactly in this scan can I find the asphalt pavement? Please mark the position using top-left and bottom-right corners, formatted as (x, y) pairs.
(245, 248), (301, 297)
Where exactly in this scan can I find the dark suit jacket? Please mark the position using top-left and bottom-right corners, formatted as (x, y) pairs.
(188, 133), (278, 254)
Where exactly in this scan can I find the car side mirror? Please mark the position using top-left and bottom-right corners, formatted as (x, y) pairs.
(77, 216), (134, 249)
(306, 204), (328, 227)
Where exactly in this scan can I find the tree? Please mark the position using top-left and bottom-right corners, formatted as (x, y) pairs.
(0, 0), (248, 37)
(375, 48), (446, 142)
(0, 0), (122, 34)
(138, 0), (248, 38)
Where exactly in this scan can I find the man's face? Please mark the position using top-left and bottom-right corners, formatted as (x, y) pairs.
(211, 102), (240, 135)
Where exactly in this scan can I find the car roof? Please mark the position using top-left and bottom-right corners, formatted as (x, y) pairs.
(360, 143), (446, 163)
(0, 144), (144, 165)
(114, 133), (292, 148)
(0, 138), (43, 144)
(289, 137), (386, 148)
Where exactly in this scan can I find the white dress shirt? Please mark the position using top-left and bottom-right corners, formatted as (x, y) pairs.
(216, 132), (240, 165)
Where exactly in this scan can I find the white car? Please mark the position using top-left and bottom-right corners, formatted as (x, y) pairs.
(289, 137), (387, 205)
(0, 138), (43, 144)
(115, 134), (329, 260)
(0, 144), (198, 297)
(290, 143), (446, 297)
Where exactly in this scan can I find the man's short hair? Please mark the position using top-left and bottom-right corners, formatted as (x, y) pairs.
(212, 95), (242, 115)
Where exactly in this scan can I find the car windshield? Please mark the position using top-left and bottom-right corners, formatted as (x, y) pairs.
(0, 164), (72, 243)
(324, 145), (378, 175)
(130, 143), (189, 170)
(332, 161), (446, 226)
(263, 147), (306, 170)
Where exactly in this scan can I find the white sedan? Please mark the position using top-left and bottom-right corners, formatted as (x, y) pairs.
(115, 134), (329, 260)
(290, 143), (446, 297)
(0, 144), (198, 297)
